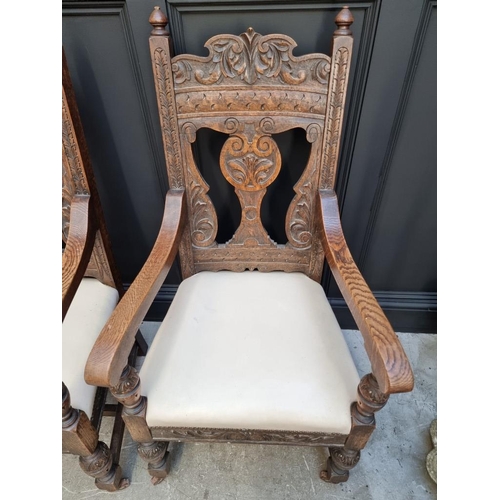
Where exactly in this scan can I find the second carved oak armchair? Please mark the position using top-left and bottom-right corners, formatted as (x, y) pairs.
(85, 6), (414, 486)
(62, 50), (148, 491)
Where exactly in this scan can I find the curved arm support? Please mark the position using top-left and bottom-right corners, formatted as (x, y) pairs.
(62, 195), (96, 320)
(85, 189), (187, 388)
(318, 190), (414, 394)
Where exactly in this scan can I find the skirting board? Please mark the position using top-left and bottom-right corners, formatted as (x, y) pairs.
(124, 283), (437, 333)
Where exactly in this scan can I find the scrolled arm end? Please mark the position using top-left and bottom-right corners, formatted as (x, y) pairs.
(318, 190), (414, 395)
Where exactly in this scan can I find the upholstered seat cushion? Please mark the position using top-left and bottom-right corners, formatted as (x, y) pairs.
(62, 278), (119, 417)
(140, 271), (360, 434)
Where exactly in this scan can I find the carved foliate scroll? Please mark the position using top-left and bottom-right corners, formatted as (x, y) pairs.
(286, 123), (323, 250)
(172, 28), (330, 88)
(152, 46), (184, 188)
(171, 29), (332, 119)
(219, 117), (280, 247)
(320, 46), (351, 189)
(181, 122), (217, 248)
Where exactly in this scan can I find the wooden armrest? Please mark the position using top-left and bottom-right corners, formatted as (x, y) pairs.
(84, 189), (186, 388)
(62, 195), (96, 320)
(318, 190), (414, 395)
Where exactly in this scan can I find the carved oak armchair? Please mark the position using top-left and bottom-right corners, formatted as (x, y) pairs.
(84, 6), (414, 486)
(62, 49), (147, 491)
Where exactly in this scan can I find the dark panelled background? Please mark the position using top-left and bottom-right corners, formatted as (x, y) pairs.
(62, 0), (437, 332)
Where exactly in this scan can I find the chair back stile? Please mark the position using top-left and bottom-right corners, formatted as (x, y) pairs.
(148, 6), (354, 280)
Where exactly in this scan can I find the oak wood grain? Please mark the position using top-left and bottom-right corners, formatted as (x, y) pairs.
(318, 190), (414, 394)
(85, 190), (187, 387)
(62, 195), (96, 320)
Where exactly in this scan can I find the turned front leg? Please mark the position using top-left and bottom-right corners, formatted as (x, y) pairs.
(321, 373), (389, 484)
(62, 383), (129, 491)
(110, 365), (170, 485)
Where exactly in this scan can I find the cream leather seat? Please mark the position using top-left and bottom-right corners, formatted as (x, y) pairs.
(62, 278), (119, 417)
(140, 271), (360, 434)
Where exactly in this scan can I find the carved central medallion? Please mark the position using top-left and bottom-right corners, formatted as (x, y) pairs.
(219, 117), (281, 247)
(220, 134), (281, 192)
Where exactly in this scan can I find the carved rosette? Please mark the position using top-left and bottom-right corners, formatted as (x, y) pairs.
(137, 441), (170, 484)
(320, 46), (350, 189)
(79, 441), (113, 479)
(110, 365), (142, 409)
(357, 373), (389, 415)
(330, 448), (360, 470)
(137, 441), (168, 462)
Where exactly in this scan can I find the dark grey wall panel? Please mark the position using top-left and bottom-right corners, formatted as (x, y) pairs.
(362, 2), (437, 292)
(339, 0), (424, 257)
(326, 0), (437, 330)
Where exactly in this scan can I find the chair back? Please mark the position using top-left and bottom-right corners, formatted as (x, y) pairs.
(149, 7), (354, 280)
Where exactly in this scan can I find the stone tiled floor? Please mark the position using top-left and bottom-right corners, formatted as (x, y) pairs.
(63, 326), (437, 499)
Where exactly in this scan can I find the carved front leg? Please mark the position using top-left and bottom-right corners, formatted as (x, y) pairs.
(79, 441), (129, 491)
(320, 374), (389, 484)
(138, 441), (170, 485)
(62, 383), (129, 491)
(110, 366), (170, 485)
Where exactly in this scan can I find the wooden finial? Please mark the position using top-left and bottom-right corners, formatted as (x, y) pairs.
(334, 6), (354, 37)
(149, 6), (168, 36)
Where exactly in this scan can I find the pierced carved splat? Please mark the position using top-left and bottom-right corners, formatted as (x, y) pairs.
(220, 117), (280, 247)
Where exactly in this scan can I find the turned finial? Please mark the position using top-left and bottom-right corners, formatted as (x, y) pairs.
(334, 6), (354, 37)
(149, 6), (168, 36)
